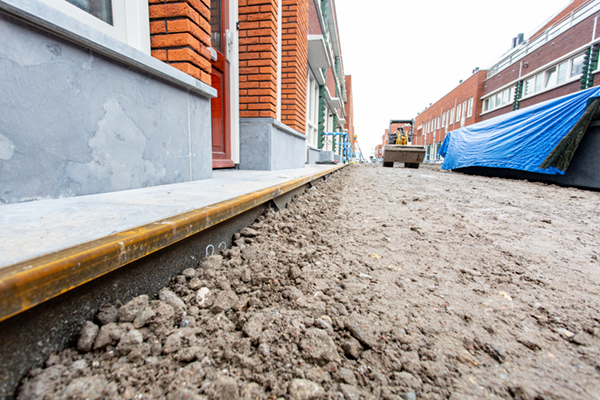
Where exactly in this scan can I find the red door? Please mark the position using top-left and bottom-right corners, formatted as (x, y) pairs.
(210, 0), (234, 168)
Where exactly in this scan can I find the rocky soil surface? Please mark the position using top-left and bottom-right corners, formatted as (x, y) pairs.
(18, 164), (600, 399)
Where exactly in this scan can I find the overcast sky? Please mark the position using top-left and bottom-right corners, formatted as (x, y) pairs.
(335, 0), (571, 156)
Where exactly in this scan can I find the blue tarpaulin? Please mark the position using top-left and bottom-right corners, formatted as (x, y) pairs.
(439, 87), (600, 175)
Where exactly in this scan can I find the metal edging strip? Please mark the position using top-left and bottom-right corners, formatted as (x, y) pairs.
(0, 165), (345, 322)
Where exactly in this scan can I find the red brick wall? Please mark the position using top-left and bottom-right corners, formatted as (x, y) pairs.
(413, 70), (486, 146)
(483, 12), (599, 96)
(344, 75), (355, 146)
(238, 0), (279, 119)
(281, 0), (309, 132)
(308, 0), (322, 35)
(149, 0), (212, 85)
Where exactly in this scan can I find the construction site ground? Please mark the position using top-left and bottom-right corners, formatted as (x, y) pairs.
(18, 164), (600, 400)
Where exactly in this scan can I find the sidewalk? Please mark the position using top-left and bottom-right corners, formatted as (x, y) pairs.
(0, 164), (343, 321)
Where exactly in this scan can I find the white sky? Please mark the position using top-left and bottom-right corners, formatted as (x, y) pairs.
(335, 0), (571, 156)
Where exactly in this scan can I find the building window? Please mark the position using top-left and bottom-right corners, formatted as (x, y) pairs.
(450, 108), (454, 124)
(557, 60), (569, 85)
(484, 52), (586, 113)
(66, 0), (112, 24)
(456, 103), (462, 123)
(442, 112), (446, 128)
(467, 97), (473, 118)
(40, 0), (150, 53)
(571, 53), (585, 78)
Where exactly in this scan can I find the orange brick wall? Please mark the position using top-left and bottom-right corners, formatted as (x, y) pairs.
(149, 0), (213, 85)
(281, 0), (309, 132)
(238, 0), (279, 119)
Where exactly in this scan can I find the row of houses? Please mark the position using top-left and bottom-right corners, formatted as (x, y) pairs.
(0, 0), (355, 204)
(376, 0), (600, 162)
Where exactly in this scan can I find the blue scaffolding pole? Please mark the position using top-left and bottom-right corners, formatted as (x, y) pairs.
(323, 132), (350, 163)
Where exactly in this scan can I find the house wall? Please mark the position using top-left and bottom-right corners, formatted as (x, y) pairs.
(413, 70), (486, 146)
(344, 75), (355, 151)
(0, 2), (215, 204)
(483, 12), (600, 97)
(281, 0), (309, 132)
(238, 0), (279, 119)
(148, 0), (213, 85)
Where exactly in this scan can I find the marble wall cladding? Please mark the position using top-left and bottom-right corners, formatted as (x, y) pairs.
(307, 147), (321, 164)
(239, 118), (306, 171)
(0, 13), (212, 204)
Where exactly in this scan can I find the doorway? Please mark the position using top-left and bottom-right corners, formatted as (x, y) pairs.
(210, 0), (234, 168)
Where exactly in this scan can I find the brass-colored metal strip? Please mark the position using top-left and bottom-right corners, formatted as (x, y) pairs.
(0, 165), (344, 322)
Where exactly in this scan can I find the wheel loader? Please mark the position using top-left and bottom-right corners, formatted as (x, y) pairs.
(383, 119), (426, 168)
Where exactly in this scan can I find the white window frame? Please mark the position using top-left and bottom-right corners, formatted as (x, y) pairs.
(456, 103), (462, 124)
(450, 107), (454, 124)
(39, 0), (151, 53)
(467, 97), (473, 118)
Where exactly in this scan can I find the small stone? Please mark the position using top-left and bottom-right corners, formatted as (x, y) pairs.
(163, 331), (183, 354)
(196, 287), (212, 308)
(94, 322), (124, 350)
(159, 288), (187, 320)
(243, 313), (264, 341)
(241, 268), (252, 283)
(133, 306), (155, 329)
(404, 391), (417, 400)
(182, 268), (197, 278)
(116, 329), (143, 355)
(69, 359), (88, 377)
(77, 321), (99, 353)
(289, 265), (302, 279)
(555, 328), (575, 339)
(299, 328), (340, 365)
(338, 368), (357, 385)
(345, 318), (375, 349)
(96, 305), (118, 325)
(189, 277), (202, 290)
(342, 338), (361, 360)
(240, 227), (259, 237)
(118, 295), (149, 322)
(288, 379), (325, 400)
(211, 290), (240, 313)
(258, 343), (270, 357)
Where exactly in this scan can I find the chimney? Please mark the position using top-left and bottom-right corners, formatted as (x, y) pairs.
(517, 33), (525, 45)
(512, 37), (517, 48)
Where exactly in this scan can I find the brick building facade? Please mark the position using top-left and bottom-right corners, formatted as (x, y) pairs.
(481, 0), (600, 121)
(406, 0), (600, 164)
(0, 0), (353, 204)
(412, 70), (486, 162)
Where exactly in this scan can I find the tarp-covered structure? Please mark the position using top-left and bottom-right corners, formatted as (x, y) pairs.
(439, 87), (600, 175)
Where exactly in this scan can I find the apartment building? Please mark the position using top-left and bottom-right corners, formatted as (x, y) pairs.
(409, 0), (600, 163)
(481, 0), (600, 120)
(0, 0), (352, 204)
(413, 70), (487, 162)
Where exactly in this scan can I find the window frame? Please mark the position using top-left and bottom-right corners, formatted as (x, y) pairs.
(482, 52), (586, 114)
(467, 97), (473, 118)
(39, 0), (151, 53)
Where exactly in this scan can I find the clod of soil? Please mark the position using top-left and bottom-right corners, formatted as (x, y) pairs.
(17, 165), (600, 399)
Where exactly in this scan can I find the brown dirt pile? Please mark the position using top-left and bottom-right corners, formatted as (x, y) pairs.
(17, 165), (600, 399)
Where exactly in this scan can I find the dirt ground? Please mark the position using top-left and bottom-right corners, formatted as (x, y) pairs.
(17, 164), (600, 400)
